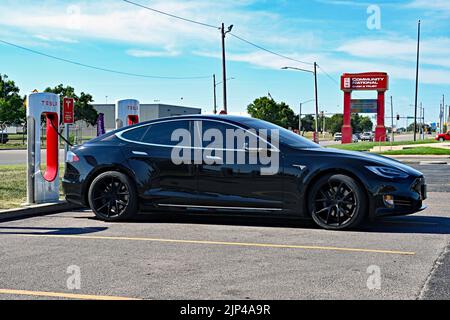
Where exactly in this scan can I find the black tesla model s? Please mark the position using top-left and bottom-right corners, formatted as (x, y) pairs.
(63, 115), (427, 230)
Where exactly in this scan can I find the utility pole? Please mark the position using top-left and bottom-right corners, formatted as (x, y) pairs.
(299, 102), (302, 133)
(221, 23), (233, 114)
(213, 74), (217, 114)
(314, 62), (319, 144)
(390, 96), (394, 143)
(322, 111), (326, 139)
(413, 20), (421, 141)
(443, 95), (446, 128)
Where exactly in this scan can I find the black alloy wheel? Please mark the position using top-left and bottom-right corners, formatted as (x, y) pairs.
(308, 174), (367, 230)
(88, 171), (138, 221)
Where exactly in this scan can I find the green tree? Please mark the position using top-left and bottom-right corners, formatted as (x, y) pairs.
(247, 97), (297, 129)
(327, 114), (344, 134)
(351, 114), (373, 133)
(45, 84), (98, 126)
(301, 114), (315, 132)
(0, 74), (26, 130)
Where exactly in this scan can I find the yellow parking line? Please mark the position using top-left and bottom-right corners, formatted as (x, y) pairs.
(12, 233), (416, 256)
(0, 289), (140, 300)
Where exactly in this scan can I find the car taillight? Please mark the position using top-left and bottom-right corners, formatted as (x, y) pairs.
(66, 151), (80, 163)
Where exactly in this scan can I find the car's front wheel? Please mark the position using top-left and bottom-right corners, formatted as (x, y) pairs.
(308, 174), (367, 230)
(439, 138), (445, 142)
(88, 171), (138, 221)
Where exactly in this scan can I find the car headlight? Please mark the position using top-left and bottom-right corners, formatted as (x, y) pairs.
(366, 166), (409, 179)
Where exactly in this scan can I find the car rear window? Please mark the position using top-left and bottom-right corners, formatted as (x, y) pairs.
(121, 126), (150, 142)
(142, 120), (190, 146)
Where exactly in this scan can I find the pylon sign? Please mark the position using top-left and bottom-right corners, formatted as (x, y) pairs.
(341, 72), (389, 144)
(115, 99), (140, 129)
(26, 92), (60, 204)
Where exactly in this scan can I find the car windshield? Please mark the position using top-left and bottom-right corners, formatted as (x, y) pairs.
(238, 118), (321, 149)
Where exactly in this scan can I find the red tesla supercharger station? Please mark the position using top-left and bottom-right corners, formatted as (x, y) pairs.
(26, 92), (60, 204)
(115, 99), (140, 129)
(341, 72), (389, 144)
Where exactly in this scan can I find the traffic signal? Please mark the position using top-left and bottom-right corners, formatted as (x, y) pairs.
(396, 114), (400, 121)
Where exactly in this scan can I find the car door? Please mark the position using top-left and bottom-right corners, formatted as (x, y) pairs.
(196, 119), (284, 211)
(120, 119), (199, 207)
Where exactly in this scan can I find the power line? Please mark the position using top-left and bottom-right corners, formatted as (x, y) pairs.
(122, 0), (340, 82)
(0, 39), (211, 80)
(123, 0), (219, 29)
(229, 33), (314, 67)
(317, 64), (340, 87)
(122, 0), (314, 67)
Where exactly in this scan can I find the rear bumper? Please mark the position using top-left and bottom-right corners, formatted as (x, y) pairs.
(62, 179), (85, 206)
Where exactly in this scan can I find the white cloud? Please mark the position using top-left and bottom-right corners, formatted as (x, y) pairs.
(406, 0), (450, 12)
(126, 48), (180, 58)
(337, 37), (450, 69)
(33, 34), (79, 44)
(197, 48), (450, 85)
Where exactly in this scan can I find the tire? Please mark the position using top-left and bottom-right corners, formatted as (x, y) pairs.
(307, 174), (368, 230)
(439, 138), (445, 142)
(88, 171), (138, 222)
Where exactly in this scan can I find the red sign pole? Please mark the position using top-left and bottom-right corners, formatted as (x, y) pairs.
(63, 98), (75, 124)
(62, 98), (75, 169)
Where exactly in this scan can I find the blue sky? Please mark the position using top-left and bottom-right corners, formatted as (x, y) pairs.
(0, 0), (449, 123)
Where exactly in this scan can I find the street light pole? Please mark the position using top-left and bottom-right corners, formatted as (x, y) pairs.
(390, 96), (395, 143)
(313, 62), (319, 144)
(213, 74), (217, 114)
(413, 20), (421, 141)
(298, 99), (315, 135)
(281, 65), (319, 143)
(221, 23), (233, 114)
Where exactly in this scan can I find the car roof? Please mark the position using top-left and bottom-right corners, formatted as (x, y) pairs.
(123, 114), (257, 129)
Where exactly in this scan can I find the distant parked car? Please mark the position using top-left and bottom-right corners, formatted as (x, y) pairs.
(436, 131), (450, 142)
(360, 132), (374, 142)
(0, 133), (9, 144)
(352, 134), (359, 143)
(334, 132), (342, 141)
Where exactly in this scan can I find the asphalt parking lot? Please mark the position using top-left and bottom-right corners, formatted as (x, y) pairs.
(0, 161), (449, 300)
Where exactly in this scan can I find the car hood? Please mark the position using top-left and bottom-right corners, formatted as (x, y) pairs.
(303, 147), (424, 177)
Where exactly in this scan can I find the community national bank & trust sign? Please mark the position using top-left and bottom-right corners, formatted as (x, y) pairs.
(341, 72), (389, 91)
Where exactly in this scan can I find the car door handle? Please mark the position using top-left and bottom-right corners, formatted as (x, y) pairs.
(205, 155), (222, 161)
(132, 151), (148, 156)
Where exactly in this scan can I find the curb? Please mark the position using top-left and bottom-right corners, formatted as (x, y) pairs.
(0, 202), (84, 222)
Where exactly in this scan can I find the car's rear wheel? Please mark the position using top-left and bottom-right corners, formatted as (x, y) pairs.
(308, 174), (367, 230)
(88, 171), (138, 221)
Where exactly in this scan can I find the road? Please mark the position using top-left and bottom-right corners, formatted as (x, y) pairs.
(320, 133), (418, 146)
(0, 149), (66, 165)
(0, 161), (449, 300)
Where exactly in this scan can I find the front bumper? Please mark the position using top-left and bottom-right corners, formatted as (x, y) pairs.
(370, 177), (427, 218)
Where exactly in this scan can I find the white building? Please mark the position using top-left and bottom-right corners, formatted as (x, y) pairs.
(93, 103), (202, 131)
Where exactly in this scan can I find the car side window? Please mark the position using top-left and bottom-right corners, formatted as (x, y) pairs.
(200, 120), (243, 149)
(142, 120), (190, 146)
(120, 125), (150, 142)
